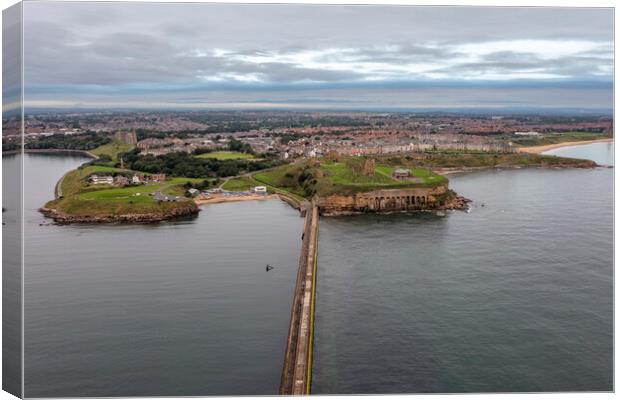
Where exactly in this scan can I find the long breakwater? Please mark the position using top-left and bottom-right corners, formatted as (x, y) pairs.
(280, 203), (319, 395)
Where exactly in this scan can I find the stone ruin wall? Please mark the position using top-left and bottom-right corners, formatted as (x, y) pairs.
(114, 131), (138, 145)
(317, 185), (449, 215)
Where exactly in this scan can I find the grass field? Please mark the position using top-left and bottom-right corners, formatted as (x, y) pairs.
(252, 157), (447, 198)
(221, 176), (256, 191)
(90, 141), (134, 161)
(387, 152), (595, 169)
(321, 161), (397, 185)
(79, 186), (160, 204)
(48, 165), (202, 216)
(509, 131), (611, 147)
(78, 176), (203, 203)
(50, 196), (195, 217)
(195, 151), (255, 160)
(60, 166), (129, 196)
(374, 165), (444, 185)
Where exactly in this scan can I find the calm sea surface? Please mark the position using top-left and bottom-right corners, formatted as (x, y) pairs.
(12, 153), (303, 397)
(5, 143), (614, 396)
(313, 143), (613, 393)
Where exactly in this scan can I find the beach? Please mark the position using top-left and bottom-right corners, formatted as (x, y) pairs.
(519, 138), (613, 154)
(194, 194), (277, 205)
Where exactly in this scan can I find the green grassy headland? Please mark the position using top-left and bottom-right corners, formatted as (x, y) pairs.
(507, 131), (612, 147)
(252, 156), (447, 198)
(45, 165), (202, 218)
(221, 176), (256, 191)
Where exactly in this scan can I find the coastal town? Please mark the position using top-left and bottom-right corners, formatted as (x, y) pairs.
(3, 111), (613, 159)
(2, 110), (610, 224)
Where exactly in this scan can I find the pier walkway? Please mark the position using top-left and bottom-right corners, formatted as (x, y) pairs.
(280, 202), (319, 395)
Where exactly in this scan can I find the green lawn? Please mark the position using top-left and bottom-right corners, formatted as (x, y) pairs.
(222, 176), (255, 191)
(195, 151), (255, 160)
(78, 176), (204, 202)
(322, 161), (396, 185)
(49, 165), (203, 215)
(90, 141), (134, 161)
(253, 166), (297, 189)
(511, 131), (611, 147)
(374, 165), (442, 185)
(252, 158), (447, 199)
(251, 167), (307, 203)
(79, 183), (162, 203)
(61, 166), (129, 196)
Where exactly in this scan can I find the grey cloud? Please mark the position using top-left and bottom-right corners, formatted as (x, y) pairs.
(18, 2), (614, 110)
(255, 63), (367, 83)
(427, 49), (613, 79)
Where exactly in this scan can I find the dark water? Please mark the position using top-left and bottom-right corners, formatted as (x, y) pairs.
(2, 153), (23, 397)
(313, 143), (613, 393)
(16, 153), (302, 397)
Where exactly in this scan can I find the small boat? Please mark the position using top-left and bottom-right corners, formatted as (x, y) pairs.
(265, 264), (274, 271)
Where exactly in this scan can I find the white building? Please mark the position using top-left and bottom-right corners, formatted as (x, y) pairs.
(253, 186), (267, 194)
(90, 175), (114, 185)
(132, 175), (143, 184)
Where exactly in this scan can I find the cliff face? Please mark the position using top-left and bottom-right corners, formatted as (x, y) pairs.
(317, 185), (469, 216)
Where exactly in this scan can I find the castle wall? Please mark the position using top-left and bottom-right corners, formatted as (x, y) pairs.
(114, 131), (138, 145)
(317, 185), (449, 215)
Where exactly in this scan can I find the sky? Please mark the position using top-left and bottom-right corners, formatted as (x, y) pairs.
(11, 2), (615, 113)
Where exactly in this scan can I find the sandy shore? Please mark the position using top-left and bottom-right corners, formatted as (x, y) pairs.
(194, 194), (277, 205)
(519, 138), (613, 154)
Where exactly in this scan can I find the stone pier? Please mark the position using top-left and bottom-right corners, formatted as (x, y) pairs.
(280, 203), (319, 395)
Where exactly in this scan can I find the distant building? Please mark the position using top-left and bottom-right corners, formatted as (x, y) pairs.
(393, 168), (410, 180)
(253, 186), (267, 195)
(137, 137), (173, 150)
(151, 173), (166, 182)
(153, 192), (182, 202)
(514, 131), (540, 136)
(187, 188), (199, 197)
(114, 131), (138, 145)
(90, 175), (113, 185)
(132, 174), (145, 184)
(114, 175), (129, 186)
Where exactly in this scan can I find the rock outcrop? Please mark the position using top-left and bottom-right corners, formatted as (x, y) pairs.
(316, 185), (470, 216)
(39, 203), (199, 224)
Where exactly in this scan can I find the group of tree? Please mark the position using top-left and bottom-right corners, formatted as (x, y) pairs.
(2, 140), (21, 152)
(228, 138), (253, 153)
(117, 149), (283, 179)
(283, 166), (317, 197)
(25, 132), (111, 151)
(183, 179), (217, 191)
(194, 138), (254, 155)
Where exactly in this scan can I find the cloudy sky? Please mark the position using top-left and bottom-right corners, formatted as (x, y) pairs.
(16, 2), (614, 112)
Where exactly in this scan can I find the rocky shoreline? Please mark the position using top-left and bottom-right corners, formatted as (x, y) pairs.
(317, 190), (471, 217)
(437, 193), (471, 211)
(39, 204), (199, 224)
